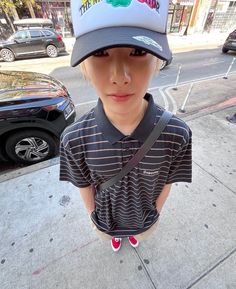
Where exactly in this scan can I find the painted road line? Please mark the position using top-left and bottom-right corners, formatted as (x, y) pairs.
(164, 71), (236, 92)
(202, 60), (225, 66)
(75, 100), (97, 107)
(159, 88), (169, 110)
(165, 88), (178, 114)
(158, 71), (169, 79)
(148, 88), (169, 110)
(165, 73), (236, 116)
(152, 71), (236, 91)
(150, 73), (236, 114)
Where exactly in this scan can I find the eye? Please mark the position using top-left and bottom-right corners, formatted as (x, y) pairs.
(93, 50), (109, 57)
(130, 49), (147, 56)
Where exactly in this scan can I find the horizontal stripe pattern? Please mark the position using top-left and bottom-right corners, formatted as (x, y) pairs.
(60, 99), (192, 237)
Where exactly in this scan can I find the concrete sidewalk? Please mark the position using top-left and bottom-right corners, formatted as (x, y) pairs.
(168, 32), (229, 52)
(0, 74), (236, 289)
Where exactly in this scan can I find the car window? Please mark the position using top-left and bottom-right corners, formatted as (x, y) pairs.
(42, 30), (54, 37)
(14, 30), (29, 40)
(29, 30), (43, 38)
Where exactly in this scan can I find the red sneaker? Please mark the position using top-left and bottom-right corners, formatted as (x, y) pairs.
(128, 236), (139, 248)
(111, 238), (122, 252)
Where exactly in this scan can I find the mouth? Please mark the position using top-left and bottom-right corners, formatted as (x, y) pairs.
(108, 93), (134, 102)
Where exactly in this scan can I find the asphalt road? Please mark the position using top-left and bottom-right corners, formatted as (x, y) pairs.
(0, 47), (236, 173)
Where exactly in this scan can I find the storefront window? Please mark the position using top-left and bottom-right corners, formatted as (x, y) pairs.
(36, 1), (72, 37)
(168, 2), (193, 34)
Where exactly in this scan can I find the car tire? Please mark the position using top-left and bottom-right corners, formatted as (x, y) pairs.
(160, 60), (167, 70)
(0, 48), (15, 62)
(5, 130), (57, 165)
(46, 45), (58, 58)
(222, 47), (229, 53)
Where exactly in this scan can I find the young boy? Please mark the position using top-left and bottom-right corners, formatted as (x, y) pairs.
(60, 0), (192, 252)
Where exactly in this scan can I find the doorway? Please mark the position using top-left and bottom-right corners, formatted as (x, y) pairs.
(168, 3), (193, 35)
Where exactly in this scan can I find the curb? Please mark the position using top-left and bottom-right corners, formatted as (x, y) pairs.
(164, 72), (236, 119)
(0, 157), (59, 183)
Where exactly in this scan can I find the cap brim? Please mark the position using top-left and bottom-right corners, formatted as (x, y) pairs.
(71, 26), (172, 67)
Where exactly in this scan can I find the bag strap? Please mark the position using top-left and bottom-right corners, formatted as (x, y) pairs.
(97, 110), (173, 191)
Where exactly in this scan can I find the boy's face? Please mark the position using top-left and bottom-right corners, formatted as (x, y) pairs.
(83, 47), (159, 116)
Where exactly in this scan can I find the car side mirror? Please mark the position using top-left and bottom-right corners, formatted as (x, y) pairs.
(14, 39), (20, 44)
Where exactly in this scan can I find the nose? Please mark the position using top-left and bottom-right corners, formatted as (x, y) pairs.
(110, 58), (131, 86)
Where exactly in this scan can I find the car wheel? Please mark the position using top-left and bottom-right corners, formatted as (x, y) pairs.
(5, 130), (57, 165)
(160, 60), (167, 70)
(46, 45), (58, 58)
(0, 48), (15, 62)
(222, 47), (229, 53)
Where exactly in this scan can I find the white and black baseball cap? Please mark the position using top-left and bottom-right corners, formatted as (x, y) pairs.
(71, 0), (172, 67)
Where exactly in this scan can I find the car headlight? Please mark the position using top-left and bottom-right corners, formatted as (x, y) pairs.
(64, 102), (75, 119)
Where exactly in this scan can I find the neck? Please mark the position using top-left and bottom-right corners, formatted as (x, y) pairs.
(104, 99), (148, 135)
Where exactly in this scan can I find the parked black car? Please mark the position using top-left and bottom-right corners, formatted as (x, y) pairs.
(222, 29), (236, 53)
(0, 28), (66, 62)
(0, 70), (76, 164)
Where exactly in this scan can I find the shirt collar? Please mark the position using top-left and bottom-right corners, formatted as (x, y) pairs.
(94, 93), (158, 144)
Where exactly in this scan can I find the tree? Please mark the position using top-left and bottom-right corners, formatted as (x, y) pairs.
(0, 1), (17, 33)
(14, 0), (37, 18)
(0, 0), (38, 38)
(0, 0), (37, 26)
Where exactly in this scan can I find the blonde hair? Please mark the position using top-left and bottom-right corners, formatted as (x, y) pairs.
(156, 58), (161, 72)
(79, 61), (88, 80)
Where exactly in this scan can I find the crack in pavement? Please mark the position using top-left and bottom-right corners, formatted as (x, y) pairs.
(31, 238), (99, 276)
(134, 248), (157, 289)
(185, 247), (236, 289)
(193, 160), (236, 196)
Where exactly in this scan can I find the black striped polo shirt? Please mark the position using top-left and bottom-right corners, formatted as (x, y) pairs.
(60, 94), (192, 238)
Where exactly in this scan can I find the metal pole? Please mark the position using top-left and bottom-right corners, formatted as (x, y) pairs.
(223, 57), (236, 79)
(179, 83), (194, 113)
(173, 65), (182, 90)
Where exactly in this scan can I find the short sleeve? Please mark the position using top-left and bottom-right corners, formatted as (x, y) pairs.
(59, 132), (92, 188)
(166, 128), (192, 184)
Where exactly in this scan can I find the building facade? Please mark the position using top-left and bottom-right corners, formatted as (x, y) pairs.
(35, 0), (72, 37)
(168, 0), (236, 35)
(6, 0), (235, 37)
(188, 0), (236, 34)
(206, 0), (236, 32)
(168, 0), (195, 35)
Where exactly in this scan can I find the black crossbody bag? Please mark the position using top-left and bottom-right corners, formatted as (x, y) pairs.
(96, 110), (173, 192)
